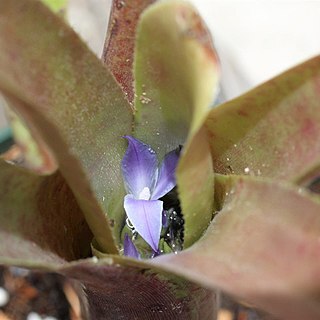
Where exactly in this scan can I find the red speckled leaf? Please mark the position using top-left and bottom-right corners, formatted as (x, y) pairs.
(102, 0), (155, 104)
(0, 0), (134, 252)
(0, 159), (92, 265)
(152, 175), (320, 320)
(204, 56), (320, 183)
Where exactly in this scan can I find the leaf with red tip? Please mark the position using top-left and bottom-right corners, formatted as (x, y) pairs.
(102, 0), (155, 104)
(152, 175), (320, 320)
(0, 0), (134, 252)
(204, 55), (320, 183)
(133, 0), (220, 157)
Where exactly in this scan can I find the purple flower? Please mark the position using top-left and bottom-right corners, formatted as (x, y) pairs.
(121, 136), (179, 255)
(123, 233), (140, 259)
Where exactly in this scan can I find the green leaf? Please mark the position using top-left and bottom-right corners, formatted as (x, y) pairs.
(0, 0), (134, 252)
(41, 0), (68, 13)
(0, 159), (91, 265)
(5, 106), (57, 174)
(204, 55), (320, 183)
(152, 175), (320, 320)
(176, 127), (214, 248)
(132, 0), (219, 248)
(133, 0), (219, 157)
(102, 0), (155, 104)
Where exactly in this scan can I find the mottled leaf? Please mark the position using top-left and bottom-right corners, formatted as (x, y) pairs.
(0, 0), (134, 252)
(133, 0), (219, 157)
(152, 175), (320, 320)
(204, 55), (320, 183)
(102, 0), (155, 104)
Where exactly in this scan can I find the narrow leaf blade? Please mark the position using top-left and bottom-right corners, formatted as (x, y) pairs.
(102, 0), (155, 104)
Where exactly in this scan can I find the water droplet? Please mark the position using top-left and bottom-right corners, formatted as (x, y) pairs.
(244, 167), (250, 174)
(226, 157), (230, 161)
(116, 0), (125, 9)
(233, 143), (237, 148)
(0, 288), (9, 307)
(156, 132), (160, 135)
(126, 218), (135, 230)
(139, 95), (151, 104)
(249, 146), (253, 151)
(297, 188), (304, 194)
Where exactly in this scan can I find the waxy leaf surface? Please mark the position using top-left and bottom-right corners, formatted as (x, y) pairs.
(102, 0), (155, 104)
(0, 0), (134, 252)
(205, 55), (320, 183)
(152, 175), (320, 320)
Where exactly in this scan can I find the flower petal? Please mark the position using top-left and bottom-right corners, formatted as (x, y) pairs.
(122, 136), (158, 198)
(123, 233), (140, 259)
(124, 195), (162, 252)
(151, 148), (180, 200)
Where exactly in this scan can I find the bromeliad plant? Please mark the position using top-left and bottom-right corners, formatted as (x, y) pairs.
(1, 0), (320, 319)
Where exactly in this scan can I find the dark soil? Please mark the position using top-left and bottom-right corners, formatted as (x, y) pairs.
(0, 266), (71, 320)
